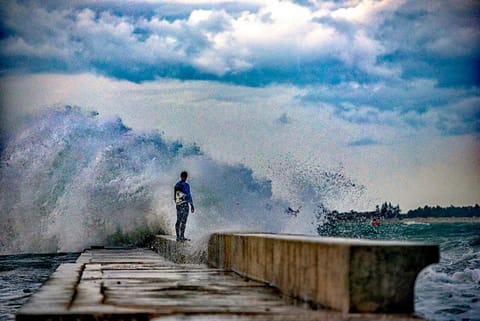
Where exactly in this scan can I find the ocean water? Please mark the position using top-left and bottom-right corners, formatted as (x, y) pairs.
(0, 253), (79, 321)
(0, 107), (479, 320)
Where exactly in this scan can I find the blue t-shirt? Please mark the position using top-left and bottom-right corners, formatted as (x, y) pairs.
(174, 180), (193, 205)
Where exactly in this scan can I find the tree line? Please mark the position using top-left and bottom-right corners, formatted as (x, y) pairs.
(403, 204), (480, 218)
(332, 203), (480, 221)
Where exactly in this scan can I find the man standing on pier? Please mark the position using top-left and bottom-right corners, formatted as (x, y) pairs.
(174, 171), (194, 241)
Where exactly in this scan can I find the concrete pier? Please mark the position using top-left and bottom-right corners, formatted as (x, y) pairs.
(16, 247), (421, 321)
(16, 233), (438, 321)
(208, 233), (439, 314)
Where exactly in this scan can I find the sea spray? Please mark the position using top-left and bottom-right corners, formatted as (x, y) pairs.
(0, 106), (364, 254)
(264, 155), (367, 234)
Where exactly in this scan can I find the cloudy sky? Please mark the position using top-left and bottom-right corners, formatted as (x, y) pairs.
(0, 0), (479, 211)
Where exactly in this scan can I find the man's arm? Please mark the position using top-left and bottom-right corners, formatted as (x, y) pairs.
(185, 183), (194, 213)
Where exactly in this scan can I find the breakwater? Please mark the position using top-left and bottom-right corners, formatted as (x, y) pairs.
(16, 233), (438, 320)
(206, 233), (439, 313)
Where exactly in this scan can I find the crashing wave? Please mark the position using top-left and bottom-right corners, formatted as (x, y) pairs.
(0, 106), (364, 254)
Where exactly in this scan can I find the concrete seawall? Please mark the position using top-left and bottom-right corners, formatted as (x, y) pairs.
(17, 247), (424, 321)
(152, 235), (190, 263)
(206, 233), (439, 314)
(152, 235), (207, 264)
(16, 233), (439, 320)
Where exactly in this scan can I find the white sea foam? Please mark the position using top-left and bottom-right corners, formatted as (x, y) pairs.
(403, 221), (430, 226)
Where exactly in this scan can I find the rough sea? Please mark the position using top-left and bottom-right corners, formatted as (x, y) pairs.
(1, 108), (479, 320)
(0, 253), (79, 321)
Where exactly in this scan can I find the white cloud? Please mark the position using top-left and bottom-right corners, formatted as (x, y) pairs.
(193, 49), (230, 75)
(426, 26), (480, 57)
(300, 77), (480, 135)
(378, 0), (480, 61)
(1, 37), (69, 59)
(0, 0), (405, 79)
(330, 0), (405, 25)
(335, 102), (399, 125)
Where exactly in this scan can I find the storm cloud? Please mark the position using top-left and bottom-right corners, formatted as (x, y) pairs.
(1, 0), (478, 85)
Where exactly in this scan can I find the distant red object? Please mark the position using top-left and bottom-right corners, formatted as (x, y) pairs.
(371, 218), (381, 227)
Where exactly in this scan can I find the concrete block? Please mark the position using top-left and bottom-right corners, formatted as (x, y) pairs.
(153, 235), (208, 264)
(152, 235), (189, 264)
(208, 233), (439, 314)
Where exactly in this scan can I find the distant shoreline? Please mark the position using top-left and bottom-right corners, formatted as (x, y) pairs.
(385, 217), (480, 223)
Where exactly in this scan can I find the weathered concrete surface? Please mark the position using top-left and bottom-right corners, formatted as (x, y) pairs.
(152, 235), (207, 264)
(17, 248), (423, 321)
(152, 235), (190, 264)
(208, 233), (439, 314)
